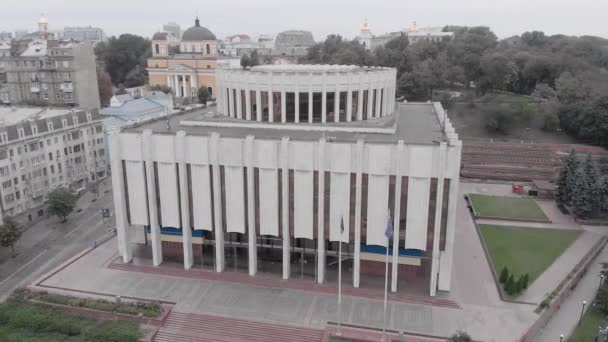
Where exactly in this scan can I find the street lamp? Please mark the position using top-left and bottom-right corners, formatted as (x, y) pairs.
(579, 300), (587, 325)
(559, 334), (563, 342)
(601, 274), (605, 290)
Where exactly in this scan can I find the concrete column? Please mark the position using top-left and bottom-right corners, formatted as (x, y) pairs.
(236, 88), (243, 119)
(375, 86), (381, 118)
(210, 133), (225, 272)
(176, 131), (193, 270)
(334, 90), (340, 123)
(143, 130), (162, 266)
(268, 89), (274, 123)
(109, 131), (132, 263)
(166, 74), (171, 91)
(430, 142), (447, 296)
(367, 82), (373, 118)
(357, 88), (364, 121)
(295, 90), (300, 123)
(281, 90), (287, 123)
(281, 137), (290, 279)
(384, 82), (390, 116)
(317, 137), (326, 283)
(245, 135), (257, 275)
(321, 79), (327, 123)
(346, 86), (353, 122)
(308, 89), (313, 123)
(245, 88), (252, 120)
(438, 141), (462, 291)
(189, 75), (194, 97)
(391, 141), (404, 292)
(227, 87), (233, 117)
(353, 139), (364, 287)
(256, 89), (262, 121)
(172, 75), (178, 97)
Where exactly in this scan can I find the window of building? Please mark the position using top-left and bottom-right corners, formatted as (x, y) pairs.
(13, 177), (18, 185)
(206, 44), (210, 55)
(48, 152), (53, 160)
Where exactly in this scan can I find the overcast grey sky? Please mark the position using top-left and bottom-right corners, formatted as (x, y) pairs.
(1, 0), (606, 40)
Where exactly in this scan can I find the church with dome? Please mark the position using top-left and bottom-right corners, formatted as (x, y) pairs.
(147, 17), (239, 99)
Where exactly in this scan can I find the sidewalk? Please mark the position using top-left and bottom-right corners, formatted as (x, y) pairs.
(535, 244), (608, 341)
(519, 231), (601, 304)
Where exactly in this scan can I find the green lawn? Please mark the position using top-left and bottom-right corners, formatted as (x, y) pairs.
(0, 302), (141, 342)
(569, 307), (605, 341)
(479, 224), (580, 283)
(469, 194), (549, 221)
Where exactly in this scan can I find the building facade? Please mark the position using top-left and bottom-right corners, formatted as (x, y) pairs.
(0, 16), (100, 109)
(1, 39), (100, 109)
(109, 64), (462, 296)
(148, 17), (221, 99)
(0, 107), (106, 221)
(63, 26), (105, 44)
(356, 20), (454, 51)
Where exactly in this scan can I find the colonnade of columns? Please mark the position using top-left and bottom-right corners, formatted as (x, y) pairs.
(166, 73), (197, 98)
(216, 68), (397, 123)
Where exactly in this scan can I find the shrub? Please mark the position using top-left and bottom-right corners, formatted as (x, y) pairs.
(85, 320), (141, 342)
(522, 274), (529, 289)
(504, 275), (516, 295)
(514, 277), (523, 294)
(448, 331), (473, 342)
(499, 266), (509, 283)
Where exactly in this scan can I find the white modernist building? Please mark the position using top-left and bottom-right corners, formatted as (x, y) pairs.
(109, 64), (461, 296)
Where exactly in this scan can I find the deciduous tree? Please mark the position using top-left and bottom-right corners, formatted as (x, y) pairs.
(48, 188), (78, 222)
(0, 220), (20, 256)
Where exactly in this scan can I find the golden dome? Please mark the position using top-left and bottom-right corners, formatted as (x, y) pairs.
(361, 18), (370, 32)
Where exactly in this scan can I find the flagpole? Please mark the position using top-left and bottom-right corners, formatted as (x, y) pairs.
(382, 209), (391, 342)
(337, 216), (344, 336)
(337, 234), (342, 336)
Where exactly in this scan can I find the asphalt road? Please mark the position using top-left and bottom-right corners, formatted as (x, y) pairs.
(0, 185), (116, 301)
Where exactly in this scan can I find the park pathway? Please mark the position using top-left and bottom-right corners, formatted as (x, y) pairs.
(535, 244), (608, 341)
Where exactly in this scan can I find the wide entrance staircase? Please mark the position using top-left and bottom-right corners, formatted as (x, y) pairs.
(461, 140), (607, 182)
(153, 311), (324, 342)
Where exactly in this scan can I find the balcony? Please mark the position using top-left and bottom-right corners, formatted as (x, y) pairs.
(30, 83), (40, 93)
(61, 82), (73, 92)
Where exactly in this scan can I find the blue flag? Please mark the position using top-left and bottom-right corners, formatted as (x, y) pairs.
(385, 221), (394, 238)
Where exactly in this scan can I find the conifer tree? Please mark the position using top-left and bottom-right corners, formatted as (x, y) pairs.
(499, 266), (509, 283)
(557, 150), (578, 206)
(572, 167), (594, 217)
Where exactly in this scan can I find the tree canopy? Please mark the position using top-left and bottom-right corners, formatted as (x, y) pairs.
(95, 34), (151, 88)
(0, 220), (20, 256)
(47, 188), (78, 222)
(299, 28), (608, 147)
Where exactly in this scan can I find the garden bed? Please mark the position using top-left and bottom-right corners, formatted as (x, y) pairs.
(11, 288), (169, 326)
(468, 193), (550, 221)
(0, 302), (142, 342)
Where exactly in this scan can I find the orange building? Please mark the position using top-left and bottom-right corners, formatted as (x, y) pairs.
(147, 18), (234, 99)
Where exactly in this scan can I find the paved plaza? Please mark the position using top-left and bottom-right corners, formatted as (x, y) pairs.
(30, 182), (562, 341)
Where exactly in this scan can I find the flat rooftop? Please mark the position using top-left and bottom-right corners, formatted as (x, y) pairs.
(0, 107), (80, 125)
(123, 102), (446, 145)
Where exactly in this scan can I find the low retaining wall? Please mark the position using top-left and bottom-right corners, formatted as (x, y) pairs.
(28, 299), (172, 326)
(518, 236), (607, 342)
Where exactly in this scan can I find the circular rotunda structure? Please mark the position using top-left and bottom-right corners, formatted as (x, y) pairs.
(216, 65), (397, 124)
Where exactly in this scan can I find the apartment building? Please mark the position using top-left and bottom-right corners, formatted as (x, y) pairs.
(0, 107), (106, 222)
(0, 39), (100, 109)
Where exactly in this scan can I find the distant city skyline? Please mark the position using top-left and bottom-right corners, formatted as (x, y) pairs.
(1, 0), (606, 41)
